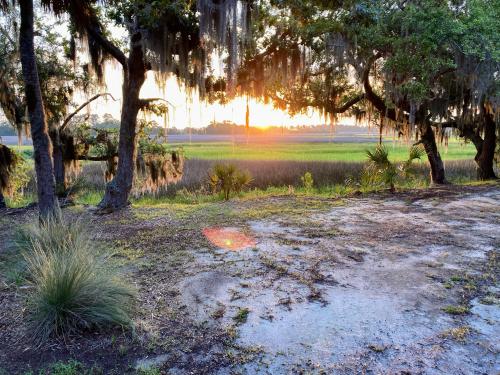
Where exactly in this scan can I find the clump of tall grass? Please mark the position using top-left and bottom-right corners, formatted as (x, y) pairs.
(19, 212), (135, 343)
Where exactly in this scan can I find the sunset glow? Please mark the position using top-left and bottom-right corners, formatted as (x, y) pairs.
(83, 66), (346, 129)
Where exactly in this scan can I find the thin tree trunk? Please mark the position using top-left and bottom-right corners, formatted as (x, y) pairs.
(476, 108), (497, 180)
(19, 0), (58, 217)
(0, 191), (5, 209)
(420, 122), (447, 185)
(98, 32), (146, 211)
(379, 116), (384, 146)
(50, 127), (66, 195)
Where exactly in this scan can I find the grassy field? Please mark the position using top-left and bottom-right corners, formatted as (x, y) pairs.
(171, 141), (475, 161)
(13, 140), (476, 162)
(6, 140), (480, 208)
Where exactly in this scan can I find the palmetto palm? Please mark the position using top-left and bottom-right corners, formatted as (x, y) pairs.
(364, 145), (424, 192)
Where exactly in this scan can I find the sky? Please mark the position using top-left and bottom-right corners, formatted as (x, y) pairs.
(0, 11), (356, 130)
(84, 64), (340, 129)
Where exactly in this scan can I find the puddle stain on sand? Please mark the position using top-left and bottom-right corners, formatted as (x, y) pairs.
(203, 227), (256, 251)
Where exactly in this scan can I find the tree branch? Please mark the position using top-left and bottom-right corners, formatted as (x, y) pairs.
(77, 154), (117, 161)
(85, 24), (128, 67)
(60, 93), (117, 132)
(139, 98), (177, 108)
(329, 94), (365, 114)
(69, 1), (128, 67)
(0, 24), (15, 46)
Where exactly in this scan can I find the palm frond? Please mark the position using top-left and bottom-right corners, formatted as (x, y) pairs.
(408, 145), (425, 162)
(365, 145), (390, 167)
(402, 145), (425, 178)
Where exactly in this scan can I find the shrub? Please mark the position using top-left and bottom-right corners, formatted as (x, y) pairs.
(208, 163), (252, 200)
(20, 213), (135, 343)
(0, 146), (30, 205)
(50, 360), (84, 375)
(300, 172), (314, 191)
(363, 145), (424, 191)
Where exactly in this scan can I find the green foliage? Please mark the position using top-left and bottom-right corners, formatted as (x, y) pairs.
(49, 360), (84, 375)
(30, 359), (101, 375)
(233, 307), (250, 324)
(72, 124), (119, 160)
(20, 213), (135, 343)
(0, 145), (32, 206)
(363, 145), (424, 191)
(137, 368), (161, 375)
(137, 121), (183, 157)
(363, 145), (398, 191)
(208, 163), (252, 200)
(401, 146), (426, 178)
(300, 172), (314, 191)
(5, 154), (31, 204)
(442, 305), (470, 315)
(0, 145), (20, 193)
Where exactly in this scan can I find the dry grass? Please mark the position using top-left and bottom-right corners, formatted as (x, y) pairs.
(74, 159), (479, 198)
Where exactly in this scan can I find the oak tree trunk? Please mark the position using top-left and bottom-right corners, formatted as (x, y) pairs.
(98, 32), (146, 211)
(420, 122), (447, 185)
(19, 0), (58, 217)
(379, 116), (384, 146)
(475, 109), (497, 180)
(48, 124), (67, 195)
(52, 136), (66, 195)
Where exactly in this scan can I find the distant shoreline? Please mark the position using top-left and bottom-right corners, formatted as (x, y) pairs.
(1, 131), (382, 146)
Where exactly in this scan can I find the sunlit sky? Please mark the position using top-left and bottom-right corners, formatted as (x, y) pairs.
(0, 12), (357, 130)
(84, 64), (349, 129)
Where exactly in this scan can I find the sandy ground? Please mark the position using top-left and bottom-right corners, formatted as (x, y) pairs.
(0, 184), (498, 374)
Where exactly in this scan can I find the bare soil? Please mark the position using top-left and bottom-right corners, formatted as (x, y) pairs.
(0, 183), (498, 374)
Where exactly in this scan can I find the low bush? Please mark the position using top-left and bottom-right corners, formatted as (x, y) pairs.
(0, 146), (31, 206)
(20, 212), (135, 343)
(363, 145), (425, 191)
(300, 172), (314, 191)
(208, 163), (252, 200)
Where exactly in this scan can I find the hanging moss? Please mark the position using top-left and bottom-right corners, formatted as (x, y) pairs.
(59, 132), (82, 185)
(0, 144), (18, 193)
(105, 156), (118, 183)
(134, 151), (184, 195)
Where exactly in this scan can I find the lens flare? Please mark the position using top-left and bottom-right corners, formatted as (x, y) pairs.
(203, 227), (256, 251)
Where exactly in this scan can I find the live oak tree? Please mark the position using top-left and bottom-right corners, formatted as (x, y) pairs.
(0, 0), (251, 211)
(345, 0), (498, 181)
(41, 0), (252, 211)
(239, 0), (498, 183)
(0, 12), (111, 196)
